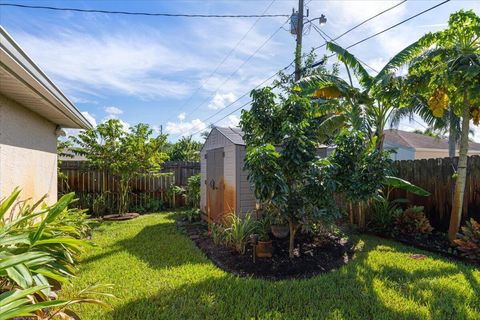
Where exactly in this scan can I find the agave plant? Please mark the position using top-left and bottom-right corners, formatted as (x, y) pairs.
(0, 188), (112, 319)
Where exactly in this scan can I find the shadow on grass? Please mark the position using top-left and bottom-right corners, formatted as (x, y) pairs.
(83, 213), (205, 269)
(108, 235), (480, 320)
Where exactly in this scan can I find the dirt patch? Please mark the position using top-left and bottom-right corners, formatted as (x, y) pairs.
(178, 221), (355, 280)
(103, 213), (140, 221)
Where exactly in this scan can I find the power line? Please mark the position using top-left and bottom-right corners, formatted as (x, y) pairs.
(0, 3), (289, 18)
(166, 0), (277, 123)
(190, 2), (411, 130)
(309, 0), (451, 69)
(311, 0), (408, 51)
(180, 17), (290, 121)
(311, 24), (379, 73)
(191, 0), (449, 135)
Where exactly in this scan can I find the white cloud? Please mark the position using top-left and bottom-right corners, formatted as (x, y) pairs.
(104, 106), (123, 115)
(81, 111), (97, 128)
(208, 92), (237, 110)
(166, 119), (206, 137)
(14, 29), (205, 99)
(178, 112), (186, 121)
(220, 115), (240, 128)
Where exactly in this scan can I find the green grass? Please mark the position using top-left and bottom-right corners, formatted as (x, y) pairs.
(61, 212), (480, 320)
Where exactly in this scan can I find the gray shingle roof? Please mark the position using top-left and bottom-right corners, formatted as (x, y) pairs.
(215, 127), (245, 145)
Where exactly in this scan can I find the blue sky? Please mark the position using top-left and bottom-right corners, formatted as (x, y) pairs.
(1, 0), (479, 141)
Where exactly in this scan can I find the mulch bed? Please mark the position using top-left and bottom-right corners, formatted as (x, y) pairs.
(177, 220), (355, 280)
(103, 213), (140, 221)
(371, 230), (479, 266)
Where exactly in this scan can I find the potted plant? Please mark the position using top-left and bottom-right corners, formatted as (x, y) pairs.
(255, 217), (273, 258)
(271, 216), (289, 239)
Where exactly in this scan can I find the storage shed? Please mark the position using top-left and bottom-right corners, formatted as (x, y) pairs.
(200, 127), (255, 222)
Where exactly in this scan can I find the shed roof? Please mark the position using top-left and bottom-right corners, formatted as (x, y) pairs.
(215, 127), (246, 145)
(384, 129), (480, 151)
(0, 27), (92, 129)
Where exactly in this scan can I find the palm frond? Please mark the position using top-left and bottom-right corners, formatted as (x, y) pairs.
(326, 42), (373, 89)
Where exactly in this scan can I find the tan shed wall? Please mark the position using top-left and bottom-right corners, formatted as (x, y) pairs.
(223, 144), (236, 215)
(0, 94), (58, 205)
(236, 145), (256, 217)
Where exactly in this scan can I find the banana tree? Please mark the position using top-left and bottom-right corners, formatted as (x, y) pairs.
(299, 38), (434, 151)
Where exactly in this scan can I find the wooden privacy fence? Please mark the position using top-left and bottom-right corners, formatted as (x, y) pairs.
(59, 161), (200, 214)
(161, 161), (200, 186)
(388, 156), (480, 232)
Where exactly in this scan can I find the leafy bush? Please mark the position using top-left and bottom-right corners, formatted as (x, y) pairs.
(0, 188), (112, 319)
(181, 208), (201, 222)
(255, 215), (271, 241)
(224, 212), (257, 254)
(210, 223), (225, 246)
(186, 174), (201, 208)
(367, 193), (406, 233)
(130, 194), (164, 213)
(395, 206), (433, 235)
(453, 218), (480, 261)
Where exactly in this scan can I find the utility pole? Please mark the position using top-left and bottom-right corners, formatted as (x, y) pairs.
(294, 0), (304, 81)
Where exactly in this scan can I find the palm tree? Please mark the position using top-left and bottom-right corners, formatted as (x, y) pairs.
(299, 40), (429, 151)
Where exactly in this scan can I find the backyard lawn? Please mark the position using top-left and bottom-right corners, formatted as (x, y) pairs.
(61, 212), (480, 320)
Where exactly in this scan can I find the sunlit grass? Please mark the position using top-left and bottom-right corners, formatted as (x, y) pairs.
(61, 212), (480, 320)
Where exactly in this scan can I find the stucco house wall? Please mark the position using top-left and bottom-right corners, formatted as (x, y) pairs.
(0, 94), (58, 204)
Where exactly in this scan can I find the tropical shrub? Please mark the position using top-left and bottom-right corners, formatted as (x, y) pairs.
(72, 119), (168, 214)
(453, 218), (480, 261)
(166, 136), (202, 161)
(223, 212), (257, 254)
(395, 206), (433, 235)
(130, 194), (164, 213)
(0, 188), (112, 319)
(186, 174), (201, 208)
(366, 192), (405, 233)
(181, 208), (201, 223)
(210, 223), (225, 246)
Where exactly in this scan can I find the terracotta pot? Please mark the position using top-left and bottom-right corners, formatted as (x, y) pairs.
(256, 240), (273, 258)
(271, 224), (289, 239)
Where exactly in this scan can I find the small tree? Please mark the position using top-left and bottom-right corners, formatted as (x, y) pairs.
(72, 119), (168, 214)
(166, 136), (203, 161)
(241, 87), (338, 258)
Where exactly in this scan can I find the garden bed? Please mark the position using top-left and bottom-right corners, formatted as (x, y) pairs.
(370, 230), (479, 266)
(178, 220), (355, 280)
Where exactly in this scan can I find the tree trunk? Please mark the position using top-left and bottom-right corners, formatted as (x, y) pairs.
(288, 219), (297, 258)
(118, 177), (130, 215)
(448, 107), (457, 158)
(448, 95), (470, 242)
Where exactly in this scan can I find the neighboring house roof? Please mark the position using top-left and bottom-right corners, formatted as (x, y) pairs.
(384, 129), (480, 151)
(0, 27), (92, 129)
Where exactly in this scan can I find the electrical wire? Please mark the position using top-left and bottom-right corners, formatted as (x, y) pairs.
(0, 3), (289, 18)
(180, 17), (290, 121)
(311, 0), (408, 51)
(190, 0), (449, 136)
(165, 0), (278, 123)
(311, 24), (379, 73)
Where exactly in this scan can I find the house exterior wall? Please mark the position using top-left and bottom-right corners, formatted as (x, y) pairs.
(414, 148), (480, 160)
(236, 145), (256, 217)
(0, 94), (58, 205)
(384, 142), (415, 161)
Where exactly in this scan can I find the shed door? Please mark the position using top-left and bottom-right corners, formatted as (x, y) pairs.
(206, 147), (224, 222)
